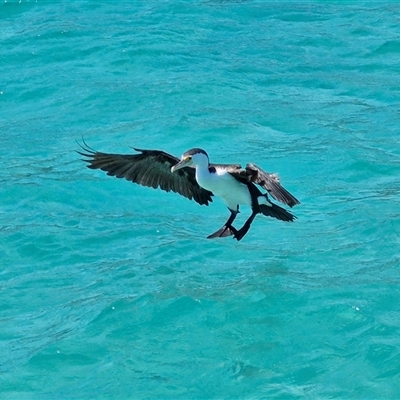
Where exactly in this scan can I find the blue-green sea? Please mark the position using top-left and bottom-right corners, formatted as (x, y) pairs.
(2, 1), (400, 398)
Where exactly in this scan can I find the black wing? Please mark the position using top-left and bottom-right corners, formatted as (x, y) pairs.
(226, 163), (300, 207)
(246, 163), (300, 207)
(77, 142), (213, 206)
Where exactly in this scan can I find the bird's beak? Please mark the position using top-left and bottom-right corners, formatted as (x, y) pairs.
(171, 160), (188, 173)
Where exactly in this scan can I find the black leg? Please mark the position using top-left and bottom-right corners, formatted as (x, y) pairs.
(233, 211), (258, 241)
(207, 208), (238, 239)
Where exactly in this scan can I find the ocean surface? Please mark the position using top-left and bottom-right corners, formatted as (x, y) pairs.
(1, 1), (400, 398)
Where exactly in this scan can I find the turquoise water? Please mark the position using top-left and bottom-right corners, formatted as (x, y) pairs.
(2, 1), (400, 398)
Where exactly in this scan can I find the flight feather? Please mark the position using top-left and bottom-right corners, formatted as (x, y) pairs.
(77, 143), (213, 206)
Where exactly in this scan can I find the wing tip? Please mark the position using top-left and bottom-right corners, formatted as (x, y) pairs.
(76, 137), (97, 158)
(131, 147), (145, 154)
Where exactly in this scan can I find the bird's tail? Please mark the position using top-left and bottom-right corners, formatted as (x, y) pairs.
(259, 203), (296, 222)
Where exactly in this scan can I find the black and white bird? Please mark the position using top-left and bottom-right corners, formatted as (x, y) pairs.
(78, 142), (300, 241)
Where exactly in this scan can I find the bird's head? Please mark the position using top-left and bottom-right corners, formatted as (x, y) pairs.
(171, 148), (209, 172)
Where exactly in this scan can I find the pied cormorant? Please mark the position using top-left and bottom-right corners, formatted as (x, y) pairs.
(78, 142), (300, 241)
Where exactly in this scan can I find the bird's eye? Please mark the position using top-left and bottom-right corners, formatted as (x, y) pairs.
(185, 156), (192, 162)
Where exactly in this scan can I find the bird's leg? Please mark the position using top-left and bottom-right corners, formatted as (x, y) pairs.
(233, 210), (258, 241)
(207, 208), (238, 239)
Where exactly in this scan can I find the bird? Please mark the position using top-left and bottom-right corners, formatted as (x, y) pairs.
(77, 141), (300, 241)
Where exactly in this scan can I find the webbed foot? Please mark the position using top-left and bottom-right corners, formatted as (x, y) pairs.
(207, 225), (237, 239)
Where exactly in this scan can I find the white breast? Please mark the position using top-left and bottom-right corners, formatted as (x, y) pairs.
(196, 167), (252, 210)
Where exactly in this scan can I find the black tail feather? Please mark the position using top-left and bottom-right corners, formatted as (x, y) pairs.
(259, 203), (296, 222)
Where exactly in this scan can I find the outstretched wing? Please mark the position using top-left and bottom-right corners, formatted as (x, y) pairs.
(246, 163), (300, 207)
(77, 142), (213, 206)
(227, 163), (300, 207)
